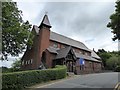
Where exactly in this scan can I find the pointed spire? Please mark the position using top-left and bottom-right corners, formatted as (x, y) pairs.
(39, 13), (52, 28)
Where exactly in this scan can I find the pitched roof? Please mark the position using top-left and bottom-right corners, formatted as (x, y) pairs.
(91, 50), (101, 60)
(33, 25), (39, 35)
(75, 52), (101, 62)
(50, 31), (91, 52)
(47, 46), (59, 54)
(55, 46), (71, 59)
(46, 46), (101, 62)
(39, 14), (51, 28)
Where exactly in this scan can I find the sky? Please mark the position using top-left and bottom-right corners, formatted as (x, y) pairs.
(1, 0), (119, 68)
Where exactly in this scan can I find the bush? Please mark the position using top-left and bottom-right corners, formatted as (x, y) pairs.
(2, 65), (67, 90)
(115, 66), (120, 72)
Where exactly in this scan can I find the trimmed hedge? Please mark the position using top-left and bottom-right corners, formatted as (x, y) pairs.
(2, 65), (67, 90)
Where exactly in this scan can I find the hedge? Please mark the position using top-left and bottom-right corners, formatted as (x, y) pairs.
(2, 65), (67, 90)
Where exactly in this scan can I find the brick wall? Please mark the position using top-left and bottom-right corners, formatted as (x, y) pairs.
(37, 26), (50, 68)
(44, 50), (56, 68)
(75, 60), (102, 74)
(21, 25), (51, 70)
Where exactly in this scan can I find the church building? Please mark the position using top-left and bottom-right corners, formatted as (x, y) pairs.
(21, 14), (102, 74)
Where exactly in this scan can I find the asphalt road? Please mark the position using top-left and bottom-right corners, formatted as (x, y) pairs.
(31, 72), (119, 89)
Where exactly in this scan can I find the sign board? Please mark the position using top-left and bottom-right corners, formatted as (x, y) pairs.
(79, 58), (85, 65)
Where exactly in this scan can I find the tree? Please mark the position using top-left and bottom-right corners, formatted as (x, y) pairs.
(97, 49), (120, 70)
(97, 49), (111, 68)
(2, 2), (32, 60)
(107, 0), (120, 41)
(97, 49), (106, 55)
(99, 52), (111, 68)
(106, 55), (118, 70)
(11, 59), (21, 71)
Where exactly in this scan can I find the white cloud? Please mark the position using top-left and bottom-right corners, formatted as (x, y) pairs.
(17, 2), (46, 25)
(16, 2), (118, 52)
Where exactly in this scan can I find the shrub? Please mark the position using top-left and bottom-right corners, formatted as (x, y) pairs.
(2, 65), (67, 90)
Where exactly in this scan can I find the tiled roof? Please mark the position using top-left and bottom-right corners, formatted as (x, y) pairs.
(47, 46), (101, 62)
(50, 31), (91, 52)
(91, 50), (101, 60)
(55, 46), (71, 59)
(75, 52), (101, 62)
(47, 46), (59, 54)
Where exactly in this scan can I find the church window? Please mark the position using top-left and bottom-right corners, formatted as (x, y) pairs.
(28, 60), (30, 64)
(26, 61), (28, 65)
(30, 59), (33, 64)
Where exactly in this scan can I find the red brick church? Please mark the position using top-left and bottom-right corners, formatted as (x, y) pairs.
(21, 14), (102, 74)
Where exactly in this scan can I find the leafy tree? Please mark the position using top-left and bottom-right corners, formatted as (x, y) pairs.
(107, 0), (120, 41)
(2, 2), (32, 60)
(97, 49), (106, 55)
(99, 52), (111, 68)
(97, 49), (111, 68)
(106, 55), (118, 70)
(97, 49), (120, 70)
(11, 59), (21, 69)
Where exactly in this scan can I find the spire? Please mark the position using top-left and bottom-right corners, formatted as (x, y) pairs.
(39, 13), (52, 28)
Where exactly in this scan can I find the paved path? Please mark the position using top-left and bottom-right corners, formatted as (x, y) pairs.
(29, 72), (119, 89)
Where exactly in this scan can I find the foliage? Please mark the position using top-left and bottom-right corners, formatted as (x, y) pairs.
(2, 67), (21, 73)
(2, 59), (21, 73)
(97, 49), (119, 70)
(1, 67), (10, 73)
(12, 59), (21, 69)
(107, 0), (120, 41)
(114, 65), (120, 72)
(97, 49), (111, 68)
(11, 59), (21, 72)
(106, 55), (118, 70)
(2, 2), (32, 60)
(2, 65), (67, 89)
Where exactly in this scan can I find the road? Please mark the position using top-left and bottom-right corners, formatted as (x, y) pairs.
(30, 72), (119, 89)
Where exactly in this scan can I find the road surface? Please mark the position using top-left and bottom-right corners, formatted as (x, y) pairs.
(30, 72), (119, 89)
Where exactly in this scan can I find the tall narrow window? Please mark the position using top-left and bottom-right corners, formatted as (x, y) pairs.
(26, 61), (28, 65)
(30, 59), (33, 64)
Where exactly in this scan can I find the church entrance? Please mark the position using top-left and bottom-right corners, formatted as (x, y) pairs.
(53, 46), (77, 73)
(66, 60), (74, 72)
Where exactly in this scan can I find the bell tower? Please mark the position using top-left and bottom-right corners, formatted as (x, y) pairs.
(36, 14), (52, 68)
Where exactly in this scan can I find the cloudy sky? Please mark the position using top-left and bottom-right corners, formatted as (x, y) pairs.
(16, 1), (118, 51)
(2, 0), (118, 67)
